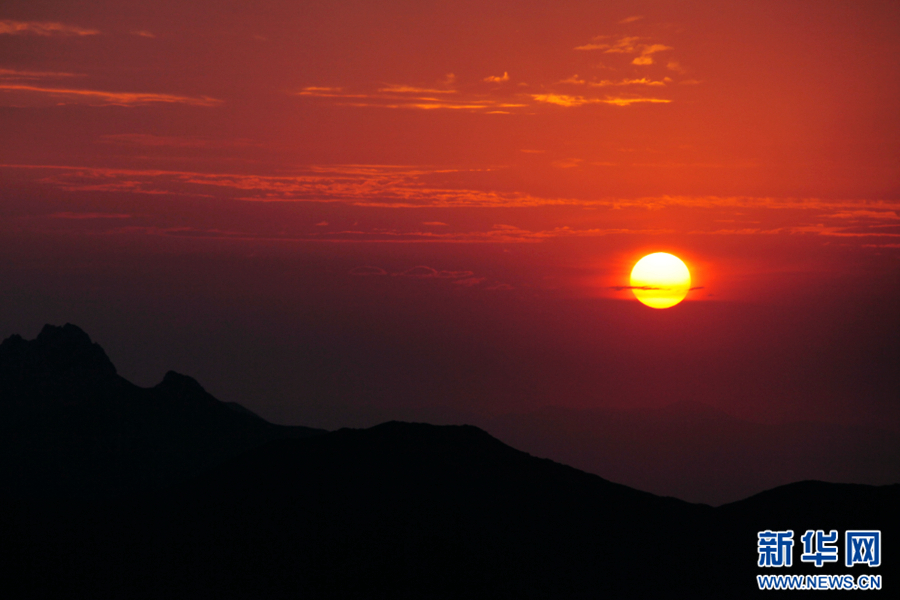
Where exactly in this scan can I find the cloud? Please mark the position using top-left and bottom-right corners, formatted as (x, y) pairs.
(609, 285), (665, 291)
(531, 93), (593, 107)
(558, 75), (586, 85)
(483, 72), (510, 83)
(531, 93), (670, 107)
(619, 16), (644, 24)
(589, 78), (666, 87)
(48, 212), (132, 220)
(422, 221), (449, 226)
(131, 30), (155, 38)
(689, 286), (705, 291)
(603, 97), (671, 106)
(452, 277), (486, 287)
(0, 84), (222, 106)
(315, 221), (329, 226)
(631, 44), (672, 66)
(0, 20), (99, 36)
(575, 36), (672, 65)
(296, 84), (527, 112)
(11, 164), (900, 221)
(485, 283), (514, 291)
(349, 265), (387, 276)
(377, 84), (456, 94)
(0, 68), (80, 80)
(551, 158), (583, 169)
(599, 36), (642, 53)
(394, 266), (474, 278)
(826, 210), (899, 220)
(99, 134), (258, 148)
(574, 43), (610, 51)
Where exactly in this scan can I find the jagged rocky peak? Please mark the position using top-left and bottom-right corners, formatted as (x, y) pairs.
(0, 323), (118, 387)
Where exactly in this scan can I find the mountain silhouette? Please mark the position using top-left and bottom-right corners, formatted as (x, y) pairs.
(0, 325), (895, 598)
(0, 324), (324, 498)
(483, 403), (900, 505)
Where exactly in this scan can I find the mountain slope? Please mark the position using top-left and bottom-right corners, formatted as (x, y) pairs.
(483, 403), (900, 505)
(0, 323), (324, 498)
(0, 325), (895, 598)
(3, 420), (895, 599)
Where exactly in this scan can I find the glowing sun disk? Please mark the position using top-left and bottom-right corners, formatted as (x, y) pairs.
(630, 253), (691, 309)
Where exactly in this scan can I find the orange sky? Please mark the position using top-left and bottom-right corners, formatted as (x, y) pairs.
(1, 1), (898, 429)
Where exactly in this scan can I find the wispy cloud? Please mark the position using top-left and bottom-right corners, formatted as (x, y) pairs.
(0, 20), (99, 36)
(667, 61), (687, 74)
(349, 265), (388, 276)
(575, 35), (673, 66)
(551, 158), (583, 169)
(531, 93), (671, 107)
(530, 94), (594, 107)
(826, 210), (899, 220)
(618, 16), (644, 24)
(603, 97), (671, 106)
(558, 74), (586, 85)
(48, 212), (132, 220)
(0, 68), (81, 80)
(295, 86), (356, 97)
(590, 78), (668, 87)
(347, 266), (508, 290)
(99, 133), (258, 148)
(394, 266), (474, 278)
(377, 84), (457, 94)
(9, 165), (900, 238)
(483, 72), (510, 83)
(0, 84), (222, 106)
(559, 75), (667, 87)
(296, 84), (525, 112)
(453, 277), (487, 287)
(131, 30), (155, 38)
(609, 285), (664, 291)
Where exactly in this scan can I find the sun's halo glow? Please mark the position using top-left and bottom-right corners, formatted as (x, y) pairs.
(630, 253), (691, 309)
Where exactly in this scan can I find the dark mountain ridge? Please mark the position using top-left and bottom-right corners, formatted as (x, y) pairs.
(0, 323), (324, 498)
(0, 325), (895, 598)
(483, 403), (900, 505)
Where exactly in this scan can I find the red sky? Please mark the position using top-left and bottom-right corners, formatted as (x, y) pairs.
(1, 1), (899, 433)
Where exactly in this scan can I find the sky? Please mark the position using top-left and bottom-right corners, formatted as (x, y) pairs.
(1, 0), (899, 447)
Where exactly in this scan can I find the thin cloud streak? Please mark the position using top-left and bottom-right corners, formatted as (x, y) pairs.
(7, 164), (900, 221)
(531, 93), (671, 107)
(0, 68), (81, 80)
(0, 20), (99, 36)
(0, 84), (222, 106)
(99, 134), (259, 148)
(296, 85), (525, 112)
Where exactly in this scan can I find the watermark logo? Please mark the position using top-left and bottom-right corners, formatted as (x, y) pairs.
(757, 529), (883, 591)
(758, 530), (794, 567)
(800, 530), (839, 567)
(846, 531), (881, 568)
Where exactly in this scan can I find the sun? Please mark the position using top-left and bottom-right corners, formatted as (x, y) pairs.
(630, 253), (691, 309)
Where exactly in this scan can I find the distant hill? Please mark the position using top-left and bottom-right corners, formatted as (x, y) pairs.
(482, 403), (900, 505)
(0, 323), (324, 498)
